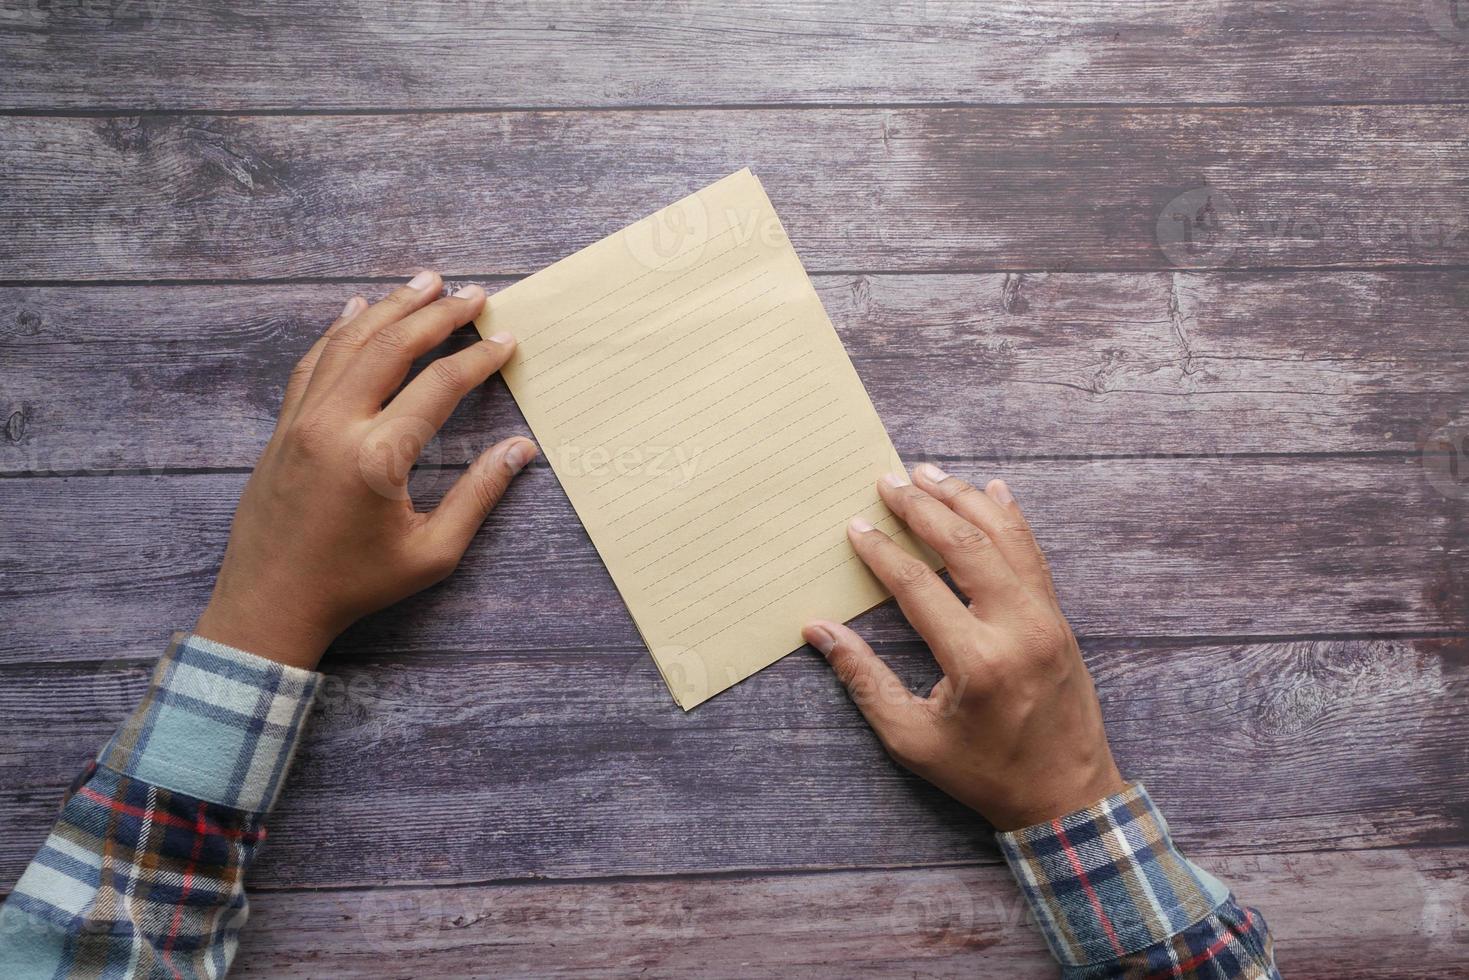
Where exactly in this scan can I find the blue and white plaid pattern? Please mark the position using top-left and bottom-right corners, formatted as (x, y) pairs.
(998, 783), (1278, 978)
(99, 633), (320, 813)
(2, 636), (1274, 978)
(0, 634), (319, 979)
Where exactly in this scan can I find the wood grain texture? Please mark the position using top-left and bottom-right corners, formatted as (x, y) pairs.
(228, 848), (1469, 979)
(2, 1), (1467, 112)
(3, 270), (1467, 474)
(0, 458), (1463, 668)
(0, 637), (1464, 889)
(3, 106), (1467, 281)
(3, 2), (1467, 972)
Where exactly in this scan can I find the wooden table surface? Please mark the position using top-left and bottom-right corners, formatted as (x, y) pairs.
(2, 3), (1468, 977)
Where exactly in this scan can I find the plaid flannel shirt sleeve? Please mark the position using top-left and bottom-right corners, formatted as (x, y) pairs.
(0, 633), (321, 979)
(998, 783), (1279, 979)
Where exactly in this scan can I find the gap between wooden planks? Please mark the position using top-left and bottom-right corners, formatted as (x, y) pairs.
(2, 0), (1467, 111)
(1, 637), (1463, 889)
(225, 847), (1469, 979)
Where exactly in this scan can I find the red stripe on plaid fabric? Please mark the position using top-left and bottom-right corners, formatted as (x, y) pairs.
(77, 786), (266, 843)
(162, 801), (210, 980)
(1143, 908), (1257, 980)
(1051, 817), (1126, 957)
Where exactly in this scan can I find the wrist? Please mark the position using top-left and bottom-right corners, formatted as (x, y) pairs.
(984, 760), (1130, 832)
(195, 591), (338, 671)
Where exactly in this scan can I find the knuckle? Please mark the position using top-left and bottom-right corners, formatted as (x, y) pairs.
(946, 658), (996, 702)
(831, 656), (865, 692)
(944, 523), (992, 555)
(891, 560), (933, 591)
(893, 485), (927, 505)
(331, 324), (374, 352)
(284, 359), (314, 393)
(288, 413), (337, 456)
(380, 290), (422, 315)
(368, 325), (413, 357)
(425, 357), (467, 395)
(472, 480), (499, 515)
(471, 467), (510, 514)
(943, 479), (984, 503)
(994, 517), (1033, 542)
(290, 346), (318, 375)
(1020, 613), (1069, 659)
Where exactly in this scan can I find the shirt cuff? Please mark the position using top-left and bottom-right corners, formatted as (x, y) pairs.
(996, 783), (1232, 967)
(96, 631), (322, 813)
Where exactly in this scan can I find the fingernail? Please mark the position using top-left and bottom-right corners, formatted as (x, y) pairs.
(487, 331), (516, 345)
(407, 270), (436, 291)
(504, 440), (537, 473)
(849, 516), (874, 534)
(989, 479), (1015, 505)
(804, 624), (836, 656)
(916, 462), (948, 483)
(339, 296), (363, 319)
(880, 471), (907, 489)
(452, 283), (484, 300)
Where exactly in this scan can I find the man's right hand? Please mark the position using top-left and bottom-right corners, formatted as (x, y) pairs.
(803, 465), (1127, 831)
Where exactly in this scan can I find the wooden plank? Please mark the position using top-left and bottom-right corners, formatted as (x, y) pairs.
(2, 1), (1466, 112)
(4, 271), (1467, 474)
(227, 848), (1469, 978)
(0, 458), (1462, 667)
(2, 106), (1466, 280)
(1, 637), (1464, 888)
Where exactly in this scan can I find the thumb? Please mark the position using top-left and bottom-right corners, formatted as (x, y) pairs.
(804, 619), (923, 736)
(429, 437), (538, 550)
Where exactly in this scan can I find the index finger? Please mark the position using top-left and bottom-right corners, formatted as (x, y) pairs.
(379, 331), (516, 434)
(846, 517), (983, 676)
(307, 271), (444, 399)
(913, 465), (1058, 602)
(338, 286), (489, 408)
(876, 474), (1024, 613)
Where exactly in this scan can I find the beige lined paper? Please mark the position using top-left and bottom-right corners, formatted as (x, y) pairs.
(475, 169), (939, 709)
